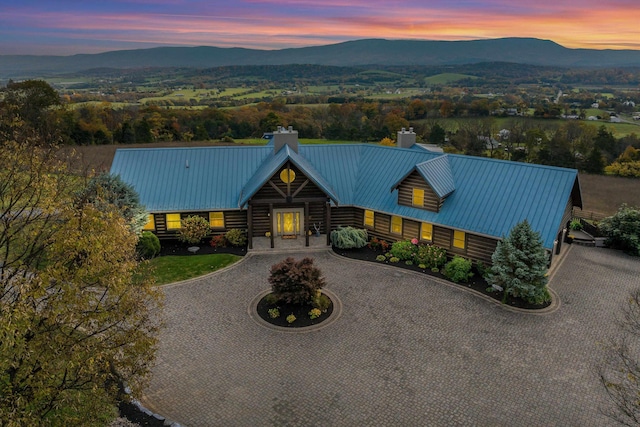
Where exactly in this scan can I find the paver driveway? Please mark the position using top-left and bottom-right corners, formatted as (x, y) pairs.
(141, 245), (640, 426)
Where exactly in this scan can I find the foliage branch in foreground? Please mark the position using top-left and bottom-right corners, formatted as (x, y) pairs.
(0, 128), (162, 425)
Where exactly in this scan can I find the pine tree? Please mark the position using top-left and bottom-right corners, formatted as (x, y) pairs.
(584, 146), (605, 174)
(489, 219), (550, 304)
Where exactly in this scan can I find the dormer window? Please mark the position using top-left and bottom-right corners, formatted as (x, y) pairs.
(412, 188), (424, 207)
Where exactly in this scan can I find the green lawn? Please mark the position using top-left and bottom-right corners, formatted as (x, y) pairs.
(424, 73), (477, 85)
(149, 253), (242, 285)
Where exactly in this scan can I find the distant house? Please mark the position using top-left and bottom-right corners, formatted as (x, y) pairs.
(110, 127), (582, 265)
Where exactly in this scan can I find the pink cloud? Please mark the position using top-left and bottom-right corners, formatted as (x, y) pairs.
(1, 1), (639, 54)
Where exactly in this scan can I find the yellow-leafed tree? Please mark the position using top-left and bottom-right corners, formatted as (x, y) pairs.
(0, 124), (162, 426)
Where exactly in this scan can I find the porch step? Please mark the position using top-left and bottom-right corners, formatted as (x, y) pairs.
(570, 229), (596, 247)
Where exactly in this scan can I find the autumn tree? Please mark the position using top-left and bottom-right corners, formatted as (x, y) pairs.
(598, 288), (640, 426)
(0, 125), (161, 425)
(0, 80), (62, 143)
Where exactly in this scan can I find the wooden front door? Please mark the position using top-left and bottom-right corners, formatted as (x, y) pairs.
(274, 208), (303, 237)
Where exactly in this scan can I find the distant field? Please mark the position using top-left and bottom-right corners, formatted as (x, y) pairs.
(577, 173), (640, 218)
(414, 116), (640, 137)
(61, 138), (359, 171)
(425, 73), (477, 85)
(366, 88), (429, 100)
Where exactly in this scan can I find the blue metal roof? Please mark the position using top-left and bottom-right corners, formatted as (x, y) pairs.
(415, 156), (456, 198)
(238, 145), (340, 207)
(111, 142), (580, 250)
(110, 146), (272, 212)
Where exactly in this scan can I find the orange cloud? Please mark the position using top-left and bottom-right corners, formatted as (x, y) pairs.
(1, 2), (639, 55)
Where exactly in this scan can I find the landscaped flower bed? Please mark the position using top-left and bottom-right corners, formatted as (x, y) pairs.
(159, 239), (247, 257)
(332, 244), (551, 310)
(256, 293), (334, 327)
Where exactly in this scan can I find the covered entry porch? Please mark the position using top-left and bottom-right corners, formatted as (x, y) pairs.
(249, 234), (330, 253)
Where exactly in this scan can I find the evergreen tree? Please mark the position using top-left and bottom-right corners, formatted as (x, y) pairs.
(584, 146), (605, 174)
(428, 123), (446, 145)
(595, 125), (619, 163)
(489, 219), (550, 304)
(76, 173), (148, 234)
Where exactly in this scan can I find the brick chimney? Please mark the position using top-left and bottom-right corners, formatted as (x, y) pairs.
(397, 127), (416, 149)
(273, 126), (299, 153)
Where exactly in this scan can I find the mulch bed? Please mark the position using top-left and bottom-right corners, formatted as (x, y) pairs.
(159, 239), (247, 257)
(331, 245), (550, 310)
(257, 293), (334, 327)
(118, 400), (165, 427)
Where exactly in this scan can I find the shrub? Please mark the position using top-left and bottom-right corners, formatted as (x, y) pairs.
(308, 308), (321, 319)
(330, 226), (368, 249)
(389, 257), (400, 263)
(599, 204), (640, 256)
(390, 240), (418, 261)
(443, 256), (474, 283)
(136, 231), (161, 259)
(375, 255), (386, 262)
(268, 308), (280, 319)
(476, 261), (490, 280)
(178, 215), (210, 244)
(286, 314), (296, 324)
(570, 219), (583, 230)
(311, 292), (331, 311)
(415, 244), (447, 269)
(269, 257), (326, 305)
(225, 228), (247, 247)
(405, 260), (413, 266)
(264, 293), (279, 305)
(418, 263), (426, 269)
(210, 234), (228, 248)
(368, 237), (390, 252)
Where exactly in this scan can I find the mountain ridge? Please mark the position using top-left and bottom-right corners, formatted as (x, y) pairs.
(3, 37), (640, 78)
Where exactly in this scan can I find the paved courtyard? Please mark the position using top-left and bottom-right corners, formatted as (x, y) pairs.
(141, 245), (640, 426)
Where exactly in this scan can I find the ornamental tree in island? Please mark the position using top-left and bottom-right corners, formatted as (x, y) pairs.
(488, 219), (550, 304)
(268, 257), (326, 305)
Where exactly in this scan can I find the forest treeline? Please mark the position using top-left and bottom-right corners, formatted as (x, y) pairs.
(2, 79), (640, 177)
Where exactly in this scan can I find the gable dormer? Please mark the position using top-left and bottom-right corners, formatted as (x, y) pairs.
(391, 155), (455, 213)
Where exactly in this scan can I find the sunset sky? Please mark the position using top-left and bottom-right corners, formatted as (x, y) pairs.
(1, 0), (639, 55)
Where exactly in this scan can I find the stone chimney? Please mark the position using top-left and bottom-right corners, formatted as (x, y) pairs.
(273, 126), (299, 153)
(397, 127), (416, 149)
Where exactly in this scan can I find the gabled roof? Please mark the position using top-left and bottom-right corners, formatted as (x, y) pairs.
(111, 143), (581, 250)
(238, 145), (340, 208)
(390, 155), (455, 198)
